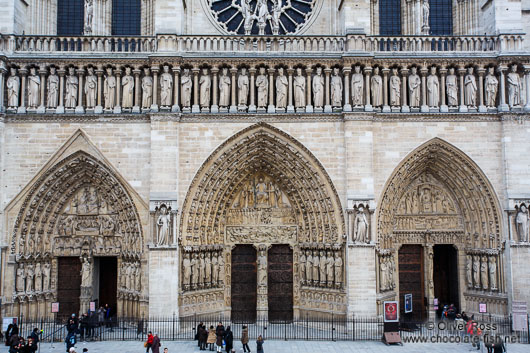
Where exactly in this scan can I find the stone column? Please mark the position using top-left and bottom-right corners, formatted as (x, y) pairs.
(150, 66), (159, 112)
(211, 66), (219, 113)
(381, 67), (390, 112)
(439, 67), (448, 112)
(0, 64), (5, 113)
(114, 69), (122, 114)
(18, 68), (27, 114)
(524, 65), (530, 112)
(256, 245), (269, 320)
(477, 67), (487, 112)
(133, 68), (142, 113)
(287, 67), (295, 113)
(305, 68), (313, 112)
(267, 68), (275, 113)
(230, 68), (238, 113)
(249, 68), (256, 112)
(458, 67), (468, 112)
(38, 67), (47, 113)
(420, 67), (428, 112)
(364, 66), (373, 111)
(95, 67), (103, 113)
(172, 66), (180, 113)
(401, 68), (409, 112)
(192, 67), (200, 113)
(343, 67), (352, 112)
(57, 67), (65, 114)
(324, 68), (332, 112)
(75, 68), (85, 114)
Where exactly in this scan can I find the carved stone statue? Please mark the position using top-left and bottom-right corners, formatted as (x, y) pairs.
(422, 0), (430, 28)
(353, 207), (369, 243)
(160, 65), (173, 106)
(85, 67), (97, 108)
(294, 68), (306, 108)
(331, 67), (343, 107)
(388, 257), (395, 290)
(371, 67), (383, 107)
(489, 256), (497, 290)
(380, 257), (388, 291)
(516, 204), (530, 242)
(16, 263), (24, 292)
(142, 67), (153, 108)
(507, 64), (522, 107)
(156, 205), (171, 246)
(255, 0), (270, 34)
(43, 262), (50, 291)
(81, 257), (91, 287)
(351, 65), (363, 106)
(257, 250), (267, 286)
(84, 0), (93, 34)
(27, 67), (40, 108)
(446, 67), (458, 106)
(464, 67), (477, 107)
(326, 251), (334, 287)
(135, 263), (141, 292)
(427, 66), (439, 107)
(271, 0), (281, 35)
(199, 252), (206, 287)
(480, 256), (488, 290)
(65, 67), (78, 108)
(319, 250), (326, 285)
(218, 252), (225, 285)
(7, 68), (20, 107)
(427, 247), (434, 299)
(472, 255), (480, 289)
(219, 67), (231, 108)
(182, 253), (191, 288)
(241, 0), (255, 35)
(466, 255), (473, 288)
(104, 67), (116, 109)
(25, 263), (34, 292)
(205, 252), (212, 286)
(334, 252), (343, 288)
(276, 67), (288, 109)
(34, 263), (42, 292)
(485, 67), (498, 108)
(305, 250), (313, 283)
(312, 250), (319, 284)
(191, 253), (199, 288)
(389, 68), (401, 107)
(256, 67), (268, 108)
(238, 68), (249, 106)
(299, 251), (306, 283)
(312, 67), (324, 108)
(211, 251), (219, 285)
(408, 67), (421, 107)
(200, 68), (211, 109)
(121, 67), (134, 108)
(181, 68), (192, 108)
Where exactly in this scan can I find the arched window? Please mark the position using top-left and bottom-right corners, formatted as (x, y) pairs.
(57, 0), (84, 36)
(112, 0), (141, 35)
(379, 0), (402, 35)
(430, 0), (453, 35)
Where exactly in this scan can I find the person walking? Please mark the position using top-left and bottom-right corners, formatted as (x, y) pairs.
(256, 335), (264, 353)
(224, 326), (233, 353)
(241, 325), (250, 353)
(196, 322), (204, 347)
(151, 333), (161, 353)
(207, 326), (216, 351)
(65, 330), (76, 353)
(215, 322), (225, 353)
(145, 331), (154, 353)
(198, 324), (208, 351)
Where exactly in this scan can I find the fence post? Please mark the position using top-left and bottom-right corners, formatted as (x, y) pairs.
(527, 313), (530, 344)
(306, 313), (308, 341)
(172, 313), (175, 341)
(352, 315), (355, 341)
(332, 313), (335, 342)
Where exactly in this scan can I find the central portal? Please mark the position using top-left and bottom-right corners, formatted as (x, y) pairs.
(231, 245), (257, 322)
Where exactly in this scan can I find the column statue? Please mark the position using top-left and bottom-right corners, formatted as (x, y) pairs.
(42, 262), (50, 291)
(256, 67), (268, 108)
(334, 252), (343, 288)
(121, 67), (134, 108)
(85, 67), (97, 108)
(200, 68), (212, 109)
(331, 67), (343, 107)
(25, 263), (34, 293)
(389, 68), (401, 107)
(7, 67), (20, 108)
(472, 255), (480, 289)
(34, 263), (42, 292)
(65, 67), (78, 109)
(466, 255), (473, 288)
(294, 67), (306, 108)
(27, 67), (40, 108)
(238, 68), (249, 106)
(464, 67), (477, 107)
(218, 252), (225, 285)
(104, 67), (116, 109)
(507, 64), (522, 107)
(160, 65), (173, 107)
(446, 68), (458, 106)
(219, 67), (231, 108)
(326, 251), (334, 287)
(205, 252), (212, 287)
(489, 256), (497, 290)
(380, 257), (388, 291)
(427, 66), (440, 107)
(275, 67), (288, 109)
(371, 67), (383, 107)
(312, 250), (319, 285)
(198, 252), (206, 287)
(351, 65), (363, 106)
(141, 67), (153, 108)
(181, 68), (192, 108)
(299, 250), (306, 284)
(212, 251), (219, 286)
(318, 250), (326, 286)
(409, 67), (421, 107)
(182, 253), (191, 289)
(516, 204), (530, 242)
(16, 263), (24, 292)
(191, 253), (199, 288)
(312, 67), (324, 108)
(484, 67), (498, 108)
(480, 256), (488, 290)
(305, 250), (313, 284)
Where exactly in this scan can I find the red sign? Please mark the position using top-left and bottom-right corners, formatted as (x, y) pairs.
(51, 302), (59, 313)
(384, 301), (399, 322)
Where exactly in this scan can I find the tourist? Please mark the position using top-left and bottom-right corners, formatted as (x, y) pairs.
(198, 324), (208, 350)
(5, 321), (19, 346)
(151, 333), (161, 353)
(65, 330), (76, 353)
(207, 325), (216, 351)
(29, 328), (40, 346)
(241, 325), (250, 353)
(83, 349), (88, 353)
(163, 348), (168, 353)
(256, 335), (264, 353)
(145, 331), (154, 353)
(22, 337), (37, 353)
(224, 326), (233, 353)
(215, 322), (225, 353)
(196, 322), (204, 347)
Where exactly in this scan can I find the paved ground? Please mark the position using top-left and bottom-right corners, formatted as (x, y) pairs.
(2, 340), (530, 353)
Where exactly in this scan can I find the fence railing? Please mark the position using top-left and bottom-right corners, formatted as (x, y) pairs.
(11, 314), (530, 343)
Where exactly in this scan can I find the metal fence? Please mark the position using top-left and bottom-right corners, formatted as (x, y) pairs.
(12, 314), (530, 344)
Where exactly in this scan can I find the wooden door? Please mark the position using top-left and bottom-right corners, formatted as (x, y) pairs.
(231, 245), (257, 322)
(398, 245), (425, 321)
(57, 257), (82, 318)
(267, 245), (293, 322)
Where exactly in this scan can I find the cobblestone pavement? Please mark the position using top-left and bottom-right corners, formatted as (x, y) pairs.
(2, 340), (530, 353)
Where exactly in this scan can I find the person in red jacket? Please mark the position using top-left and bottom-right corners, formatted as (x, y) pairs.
(145, 331), (154, 353)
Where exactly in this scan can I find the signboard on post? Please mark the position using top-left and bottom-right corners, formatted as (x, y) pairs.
(2, 317), (16, 332)
(479, 303), (487, 313)
(51, 302), (59, 313)
(404, 294), (413, 313)
(513, 301), (528, 331)
(90, 301), (96, 312)
(384, 301), (399, 322)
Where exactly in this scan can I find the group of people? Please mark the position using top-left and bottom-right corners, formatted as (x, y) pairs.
(195, 323), (264, 353)
(145, 331), (163, 353)
(4, 323), (40, 353)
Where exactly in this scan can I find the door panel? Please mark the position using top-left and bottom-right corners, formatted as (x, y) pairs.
(398, 245), (424, 321)
(268, 245), (293, 322)
(57, 257), (82, 318)
(231, 245), (257, 322)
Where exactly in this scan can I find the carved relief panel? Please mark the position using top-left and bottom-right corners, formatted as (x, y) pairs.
(514, 202), (530, 243)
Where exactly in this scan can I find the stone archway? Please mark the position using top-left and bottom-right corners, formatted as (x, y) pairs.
(376, 138), (506, 318)
(179, 123), (346, 319)
(8, 148), (146, 319)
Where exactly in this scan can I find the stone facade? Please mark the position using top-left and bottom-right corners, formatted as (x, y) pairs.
(0, 0), (529, 321)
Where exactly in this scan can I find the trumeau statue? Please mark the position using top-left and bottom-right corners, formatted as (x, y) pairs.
(104, 67), (116, 109)
(353, 206), (369, 243)
(371, 67), (383, 107)
(121, 67), (134, 108)
(219, 67), (231, 108)
(65, 67), (78, 108)
(7, 67), (20, 107)
(331, 67), (343, 107)
(507, 64), (522, 107)
(182, 253), (191, 288)
(256, 67), (268, 108)
(200, 68), (212, 108)
(27, 67), (40, 108)
(181, 68), (193, 108)
(390, 68), (401, 107)
(351, 65), (363, 106)
(312, 67), (324, 108)
(294, 68), (306, 108)
(466, 255), (473, 288)
(334, 252), (343, 287)
(427, 66), (439, 107)
(81, 257), (91, 287)
(85, 67), (97, 108)
(305, 250), (313, 283)
(16, 263), (24, 292)
(156, 205), (171, 246)
(480, 256), (488, 290)
(160, 65), (173, 106)
(238, 68), (249, 106)
(446, 67), (458, 106)
(276, 67), (288, 109)
(409, 67), (421, 107)
(141, 67), (153, 108)
(485, 67), (498, 108)
(464, 67), (477, 107)
(516, 204), (529, 242)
